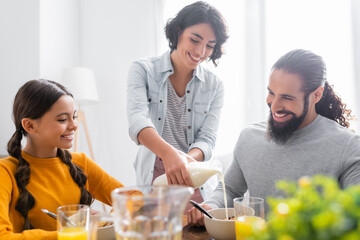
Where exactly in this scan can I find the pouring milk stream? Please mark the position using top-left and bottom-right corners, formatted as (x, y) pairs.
(153, 158), (229, 219)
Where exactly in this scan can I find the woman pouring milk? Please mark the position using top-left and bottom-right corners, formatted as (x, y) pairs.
(126, 1), (229, 207)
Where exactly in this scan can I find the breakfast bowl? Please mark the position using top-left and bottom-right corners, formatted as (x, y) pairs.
(96, 221), (115, 240)
(204, 206), (254, 240)
(89, 215), (115, 240)
(204, 208), (236, 240)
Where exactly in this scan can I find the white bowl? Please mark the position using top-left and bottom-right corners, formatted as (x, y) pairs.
(97, 223), (115, 240)
(89, 215), (115, 240)
(204, 208), (236, 240)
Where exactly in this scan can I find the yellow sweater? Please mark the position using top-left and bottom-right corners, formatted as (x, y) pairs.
(0, 151), (125, 239)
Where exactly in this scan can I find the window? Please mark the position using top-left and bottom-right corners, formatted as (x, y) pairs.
(265, 0), (358, 131)
(162, 0), (359, 157)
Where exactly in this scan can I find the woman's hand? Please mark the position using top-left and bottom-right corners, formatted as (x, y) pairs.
(161, 149), (196, 187)
(89, 209), (101, 215)
(187, 204), (212, 226)
(137, 127), (201, 186)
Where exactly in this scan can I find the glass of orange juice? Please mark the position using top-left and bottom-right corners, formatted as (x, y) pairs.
(233, 197), (265, 240)
(57, 204), (89, 240)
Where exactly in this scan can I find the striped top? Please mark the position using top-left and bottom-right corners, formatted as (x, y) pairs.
(162, 79), (188, 153)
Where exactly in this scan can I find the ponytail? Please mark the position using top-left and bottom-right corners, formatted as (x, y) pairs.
(316, 82), (352, 128)
(7, 129), (35, 230)
(272, 49), (354, 128)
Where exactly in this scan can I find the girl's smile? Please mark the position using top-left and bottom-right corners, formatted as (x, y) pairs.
(23, 95), (78, 158)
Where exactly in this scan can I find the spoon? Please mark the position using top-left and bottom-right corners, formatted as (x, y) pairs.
(41, 209), (57, 220)
(189, 200), (213, 219)
(41, 208), (76, 226)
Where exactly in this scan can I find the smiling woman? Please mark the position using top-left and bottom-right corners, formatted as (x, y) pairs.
(126, 1), (229, 207)
(171, 23), (216, 74)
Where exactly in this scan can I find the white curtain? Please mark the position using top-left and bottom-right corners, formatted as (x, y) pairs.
(157, 0), (359, 159)
(153, 0), (166, 55)
(265, 0), (359, 132)
(351, 0), (360, 130)
(159, 0), (266, 158)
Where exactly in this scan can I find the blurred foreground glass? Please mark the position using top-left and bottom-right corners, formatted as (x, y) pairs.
(233, 197), (265, 240)
(57, 204), (89, 240)
(111, 185), (194, 240)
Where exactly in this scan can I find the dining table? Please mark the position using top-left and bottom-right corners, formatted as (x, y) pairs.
(182, 215), (212, 240)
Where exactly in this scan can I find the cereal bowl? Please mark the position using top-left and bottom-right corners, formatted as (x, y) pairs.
(204, 208), (235, 240)
(89, 215), (115, 240)
(204, 206), (254, 240)
(96, 222), (115, 240)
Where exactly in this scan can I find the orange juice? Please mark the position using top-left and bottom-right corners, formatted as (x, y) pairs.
(58, 227), (87, 240)
(235, 216), (265, 240)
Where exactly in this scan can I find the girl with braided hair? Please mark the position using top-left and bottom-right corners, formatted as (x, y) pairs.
(0, 79), (129, 239)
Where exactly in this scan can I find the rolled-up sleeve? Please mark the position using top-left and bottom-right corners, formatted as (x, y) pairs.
(190, 80), (224, 161)
(127, 61), (156, 145)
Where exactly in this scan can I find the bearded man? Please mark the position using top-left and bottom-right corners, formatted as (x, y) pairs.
(187, 49), (360, 226)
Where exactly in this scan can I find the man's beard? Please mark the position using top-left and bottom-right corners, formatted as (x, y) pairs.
(266, 97), (309, 145)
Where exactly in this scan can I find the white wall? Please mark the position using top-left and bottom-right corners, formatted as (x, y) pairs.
(79, 0), (160, 185)
(39, 0), (80, 79)
(351, 0), (360, 120)
(0, 0), (40, 155)
(0, 0), (160, 185)
(0, 0), (80, 155)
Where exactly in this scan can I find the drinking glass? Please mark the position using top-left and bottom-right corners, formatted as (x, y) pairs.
(233, 197), (265, 240)
(112, 185), (193, 240)
(57, 204), (90, 240)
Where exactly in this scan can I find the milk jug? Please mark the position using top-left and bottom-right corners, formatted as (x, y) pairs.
(153, 158), (222, 188)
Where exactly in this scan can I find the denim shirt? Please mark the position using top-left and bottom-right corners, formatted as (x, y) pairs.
(127, 51), (224, 193)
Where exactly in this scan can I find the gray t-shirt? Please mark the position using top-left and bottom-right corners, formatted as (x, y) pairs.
(162, 79), (188, 153)
(206, 115), (360, 212)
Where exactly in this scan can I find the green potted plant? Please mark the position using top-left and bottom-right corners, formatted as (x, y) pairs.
(251, 175), (360, 240)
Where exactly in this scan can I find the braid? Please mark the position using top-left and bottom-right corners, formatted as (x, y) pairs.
(7, 129), (35, 230)
(7, 129), (23, 159)
(316, 82), (353, 128)
(57, 149), (93, 205)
